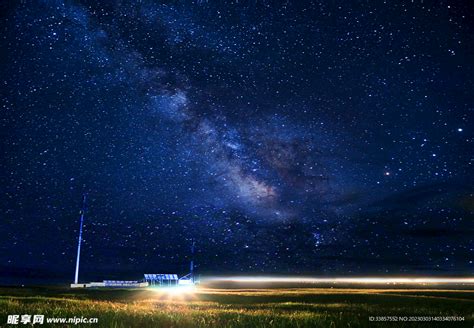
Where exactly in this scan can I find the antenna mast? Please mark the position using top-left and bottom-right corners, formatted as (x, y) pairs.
(190, 239), (195, 283)
(74, 194), (87, 284)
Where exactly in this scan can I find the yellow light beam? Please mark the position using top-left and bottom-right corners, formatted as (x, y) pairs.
(204, 276), (474, 284)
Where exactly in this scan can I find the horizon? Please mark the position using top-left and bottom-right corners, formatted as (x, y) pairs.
(1, 1), (473, 285)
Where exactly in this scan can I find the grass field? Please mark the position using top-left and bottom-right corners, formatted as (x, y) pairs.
(1, 286), (473, 327)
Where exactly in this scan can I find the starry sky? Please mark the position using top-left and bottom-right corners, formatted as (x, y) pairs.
(1, 0), (473, 284)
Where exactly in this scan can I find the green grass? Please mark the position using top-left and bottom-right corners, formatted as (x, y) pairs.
(0, 287), (473, 327)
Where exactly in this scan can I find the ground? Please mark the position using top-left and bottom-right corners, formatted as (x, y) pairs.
(0, 286), (473, 327)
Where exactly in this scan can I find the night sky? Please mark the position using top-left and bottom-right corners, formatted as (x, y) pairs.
(1, 1), (473, 284)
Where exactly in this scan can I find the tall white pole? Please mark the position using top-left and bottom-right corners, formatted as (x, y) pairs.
(190, 239), (195, 283)
(74, 194), (87, 284)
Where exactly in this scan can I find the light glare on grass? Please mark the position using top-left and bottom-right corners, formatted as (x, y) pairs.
(147, 285), (197, 300)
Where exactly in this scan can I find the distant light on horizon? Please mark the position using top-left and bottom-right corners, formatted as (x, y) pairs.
(204, 276), (474, 284)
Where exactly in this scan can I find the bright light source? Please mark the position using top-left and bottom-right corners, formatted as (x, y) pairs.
(149, 285), (196, 295)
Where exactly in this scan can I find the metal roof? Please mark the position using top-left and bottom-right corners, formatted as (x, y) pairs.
(144, 274), (178, 280)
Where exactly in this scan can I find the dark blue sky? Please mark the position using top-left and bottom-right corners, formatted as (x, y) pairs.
(0, 0), (473, 284)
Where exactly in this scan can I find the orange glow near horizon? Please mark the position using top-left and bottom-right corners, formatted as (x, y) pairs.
(204, 276), (474, 284)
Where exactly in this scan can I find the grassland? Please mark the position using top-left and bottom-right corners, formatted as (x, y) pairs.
(0, 286), (473, 327)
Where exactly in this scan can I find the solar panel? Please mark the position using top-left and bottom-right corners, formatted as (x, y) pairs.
(144, 274), (178, 281)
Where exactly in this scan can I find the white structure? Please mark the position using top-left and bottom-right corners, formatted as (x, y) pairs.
(70, 280), (148, 288)
(178, 273), (194, 285)
(144, 274), (179, 286)
(72, 194), (87, 288)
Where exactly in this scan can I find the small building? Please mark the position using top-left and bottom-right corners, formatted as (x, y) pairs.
(103, 280), (148, 288)
(178, 273), (194, 285)
(144, 274), (179, 286)
(70, 280), (148, 288)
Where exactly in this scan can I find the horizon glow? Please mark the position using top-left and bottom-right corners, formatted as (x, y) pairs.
(204, 276), (474, 284)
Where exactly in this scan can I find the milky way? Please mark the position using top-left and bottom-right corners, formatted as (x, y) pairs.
(0, 1), (472, 283)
